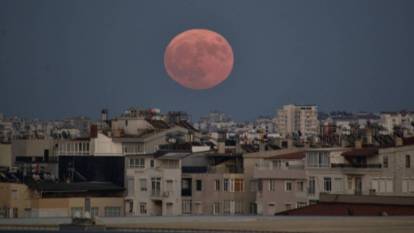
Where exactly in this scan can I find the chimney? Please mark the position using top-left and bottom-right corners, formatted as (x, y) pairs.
(90, 125), (98, 138)
(395, 137), (403, 146)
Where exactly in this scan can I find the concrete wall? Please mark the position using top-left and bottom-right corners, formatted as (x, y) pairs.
(0, 183), (31, 218)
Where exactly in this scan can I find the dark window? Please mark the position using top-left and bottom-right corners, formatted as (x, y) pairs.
(406, 155), (411, 168)
(150, 160), (155, 168)
(196, 180), (202, 191)
(383, 156), (388, 168)
(43, 149), (49, 162)
(181, 178), (192, 196)
(308, 177), (315, 194)
(324, 177), (332, 192)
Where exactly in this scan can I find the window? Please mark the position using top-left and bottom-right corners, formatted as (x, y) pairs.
(383, 156), (388, 168)
(402, 179), (414, 193)
(151, 177), (161, 196)
(162, 160), (179, 169)
(235, 201), (243, 214)
(307, 151), (330, 167)
(324, 177), (332, 192)
(258, 180), (263, 192)
(406, 155), (411, 168)
(372, 178), (394, 193)
(139, 203), (147, 214)
(347, 177), (353, 190)
(269, 179), (276, 192)
(224, 179), (229, 192)
(104, 207), (121, 217)
(214, 179), (220, 191)
(124, 144), (144, 155)
(140, 178), (147, 191)
(127, 201), (133, 213)
(285, 203), (292, 210)
(297, 202), (307, 208)
(150, 160), (155, 168)
(234, 179), (244, 192)
(297, 181), (304, 192)
(223, 200), (231, 215)
(212, 202), (220, 215)
(196, 179), (203, 191)
(285, 181), (292, 191)
(334, 178), (345, 193)
(129, 158), (145, 168)
(272, 160), (282, 168)
(182, 200), (192, 214)
(91, 207), (99, 217)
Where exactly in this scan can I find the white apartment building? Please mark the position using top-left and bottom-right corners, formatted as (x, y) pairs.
(274, 104), (319, 140)
(124, 153), (183, 216)
(252, 143), (414, 215)
(380, 112), (414, 136)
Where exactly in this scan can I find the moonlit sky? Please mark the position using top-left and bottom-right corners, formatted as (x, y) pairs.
(1, 0), (414, 121)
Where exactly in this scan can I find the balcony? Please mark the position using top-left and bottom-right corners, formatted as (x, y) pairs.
(330, 163), (382, 174)
(253, 167), (305, 179)
(150, 190), (171, 199)
(331, 163), (382, 169)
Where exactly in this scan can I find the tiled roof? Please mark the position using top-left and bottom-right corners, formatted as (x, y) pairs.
(175, 121), (198, 131)
(277, 202), (414, 216)
(278, 194), (414, 216)
(342, 148), (378, 157)
(147, 119), (170, 129)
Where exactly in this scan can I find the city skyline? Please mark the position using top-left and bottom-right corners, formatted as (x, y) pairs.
(1, 0), (414, 120)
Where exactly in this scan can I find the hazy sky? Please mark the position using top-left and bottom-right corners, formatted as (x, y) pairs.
(1, 0), (413, 121)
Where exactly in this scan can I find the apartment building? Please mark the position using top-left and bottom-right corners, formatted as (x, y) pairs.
(124, 152), (183, 216)
(274, 104), (319, 140)
(181, 152), (251, 215)
(306, 144), (414, 200)
(380, 112), (414, 136)
(253, 150), (307, 215)
(249, 139), (414, 216)
(0, 180), (124, 218)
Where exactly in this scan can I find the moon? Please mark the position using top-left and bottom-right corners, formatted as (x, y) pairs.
(164, 29), (234, 90)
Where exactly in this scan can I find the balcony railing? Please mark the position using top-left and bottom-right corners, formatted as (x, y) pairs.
(151, 190), (171, 198)
(331, 163), (382, 169)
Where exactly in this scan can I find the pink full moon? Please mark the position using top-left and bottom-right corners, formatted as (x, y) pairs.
(164, 29), (234, 90)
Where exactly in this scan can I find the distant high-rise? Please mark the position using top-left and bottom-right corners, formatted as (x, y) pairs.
(274, 104), (319, 139)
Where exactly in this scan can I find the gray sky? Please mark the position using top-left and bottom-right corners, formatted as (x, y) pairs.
(1, 0), (413, 121)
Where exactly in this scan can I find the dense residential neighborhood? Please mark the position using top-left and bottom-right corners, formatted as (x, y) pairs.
(1, 105), (414, 218)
